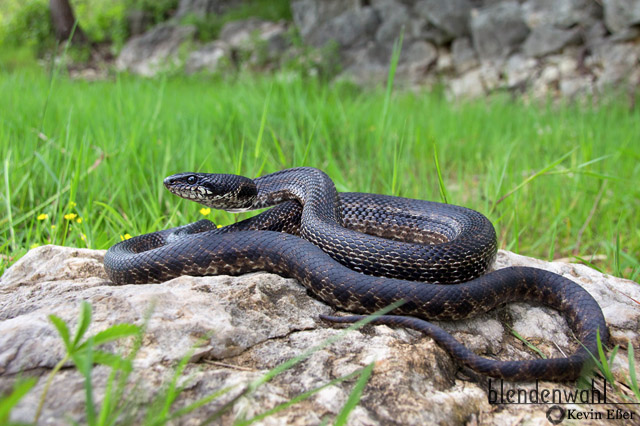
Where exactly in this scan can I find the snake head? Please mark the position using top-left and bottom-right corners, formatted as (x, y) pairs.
(163, 172), (258, 212)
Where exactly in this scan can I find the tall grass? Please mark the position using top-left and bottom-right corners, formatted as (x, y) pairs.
(0, 68), (639, 280)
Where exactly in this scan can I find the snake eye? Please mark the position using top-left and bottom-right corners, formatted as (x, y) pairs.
(187, 175), (197, 185)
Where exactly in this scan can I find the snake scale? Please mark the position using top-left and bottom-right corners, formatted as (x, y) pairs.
(104, 167), (608, 381)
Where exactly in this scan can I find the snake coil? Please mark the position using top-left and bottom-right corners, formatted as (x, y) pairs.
(104, 167), (608, 381)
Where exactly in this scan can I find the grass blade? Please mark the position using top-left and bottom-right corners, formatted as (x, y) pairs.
(0, 378), (37, 423)
(72, 301), (92, 349)
(334, 362), (374, 426)
(49, 315), (72, 351)
(433, 143), (448, 204)
(90, 324), (141, 347)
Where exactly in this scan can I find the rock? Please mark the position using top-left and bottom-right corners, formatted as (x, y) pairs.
(583, 20), (609, 49)
(307, 7), (380, 49)
(414, 0), (473, 41)
(398, 40), (439, 81)
(521, 0), (603, 29)
(452, 37), (479, 73)
(116, 23), (196, 76)
(602, 0), (640, 33)
(371, 0), (410, 44)
(175, 0), (239, 18)
(522, 26), (581, 57)
(342, 40), (438, 85)
(435, 47), (454, 73)
(449, 68), (486, 98)
(559, 75), (594, 98)
(447, 61), (504, 98)
(185, 41), (228, 74)
(2, 245), (639, 424)
(470, 1), (530, 58)
(407, 16), (451, 46)
(291, 0), (360, 43)
(589, 41), (640, 90)
(218, 18), (288, 49)
(503, 54), (538, 88)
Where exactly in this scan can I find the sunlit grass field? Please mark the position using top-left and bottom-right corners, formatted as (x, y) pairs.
(1, 68), (639, 280)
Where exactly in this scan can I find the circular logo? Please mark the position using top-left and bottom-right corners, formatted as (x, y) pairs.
(546, 405), (566, 424)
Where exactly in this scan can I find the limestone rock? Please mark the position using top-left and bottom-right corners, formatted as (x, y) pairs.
(451, 37), (479, 73)
(522, 25), (581, 58)
(449, 67), (486, 98)
(589, 41), (640, 90)
(185, 41), (229, 74)
(2, 245), (639, 424)
(175, 0), (238, 18)
(116, 23), (196, 76)
(602, 0), (640, 33)
(503, 54), (538, 89)
(291, 0), (371, 48)
(522, 0), (603, 29)
(414, 0), (473, 41)
(470, 1), (530, 58)
(371, 0), (410, 44)
(218, 18), (288, 50)
(341, 40), (438, 85)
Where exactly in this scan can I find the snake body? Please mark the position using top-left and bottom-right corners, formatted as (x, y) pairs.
(104, 167), (608, 381)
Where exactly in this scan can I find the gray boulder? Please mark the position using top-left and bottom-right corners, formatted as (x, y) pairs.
(407, 17), (451, 46)
(589, 40), (640, 90)
(371, 0), (410, 44)
(452, 37), (479, 73)
(291, 0), (360, 43)
(297, 6), (379, 49)
(219, 18), (288, 48)
(414, 0), (473, 41)
(2, 245), (638, 424)
(522, 0), (602, 28)
(175, 0), (239, 18)
(522, 26), (581, 57)
(470, 1), (530, 58)
(185, 41), (229, 74)
(341, 39), (438, 84)
(602, 0), (640, 33)
(116, 23), (196, 76)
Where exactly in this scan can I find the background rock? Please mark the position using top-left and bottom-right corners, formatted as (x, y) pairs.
(602, 0), (640, 33)
(176, 0), (241, 18)
(522, 26), (581, 57)
(114, 0), (640, 99)
(116, 23), (196, 76)
(414, 0), (473, 41)
(1, 245), (639, 424)
(521, 0), (602, 28)
(470, 1), (530, 58)
(185, 40), (229, 74)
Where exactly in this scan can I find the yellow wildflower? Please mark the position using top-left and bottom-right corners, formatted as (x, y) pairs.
(120, 234), (132, 241)
(76, 217), (83, 224)
(37, 213), (49, 221)
(30, 243), (40, 249)
(200, 207), (211, 216)
(81, 233), (87, 241)
(51, 225), (57, 229)
(217, 224), (223, 228)
(69, 201), (77, 208)
(64, 213), (77, 221)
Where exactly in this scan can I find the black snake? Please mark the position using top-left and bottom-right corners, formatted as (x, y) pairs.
(104, 167), (608, 381)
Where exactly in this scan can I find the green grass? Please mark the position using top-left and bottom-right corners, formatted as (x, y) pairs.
(0, 68), (639, 281)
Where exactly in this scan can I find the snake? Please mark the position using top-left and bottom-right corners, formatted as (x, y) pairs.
(104, 167), (608, 381)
